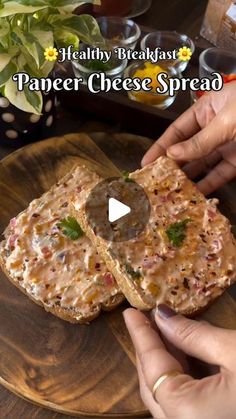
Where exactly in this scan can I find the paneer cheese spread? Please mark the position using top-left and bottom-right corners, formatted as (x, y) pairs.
(73, 157), (236, 314)
(0, 170), (121, 320)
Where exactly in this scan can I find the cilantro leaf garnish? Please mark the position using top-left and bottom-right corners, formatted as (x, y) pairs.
(166, 218), (192, 247)
(58, 217), (84, 241)
(122, 171), (135, 183)
(125, 263), (142, 279)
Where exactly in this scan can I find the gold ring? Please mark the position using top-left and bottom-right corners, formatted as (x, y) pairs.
(152, 370), (182, 402)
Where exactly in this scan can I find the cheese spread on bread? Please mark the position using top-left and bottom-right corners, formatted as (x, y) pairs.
(0, 170), (122, 322)
(72, 158), (236, 315)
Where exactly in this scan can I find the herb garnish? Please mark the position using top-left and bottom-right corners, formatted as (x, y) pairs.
(58, 217), (84, 241)
(166, 218), (191, 247)
(86, 59), (114, 72)
(122, 171), (135, 183)
(125, 264), (142, 279)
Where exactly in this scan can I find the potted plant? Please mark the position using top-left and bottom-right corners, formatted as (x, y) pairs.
(93, 0), (133, 16)
(0, 0), (103, 145)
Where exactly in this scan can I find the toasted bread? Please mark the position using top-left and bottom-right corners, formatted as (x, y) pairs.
(72, 157), (236, 316)
(0, 169), (124, 324)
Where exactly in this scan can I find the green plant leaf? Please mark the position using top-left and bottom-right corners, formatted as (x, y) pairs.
(13, 28), (44, 68)
(0, 0), (98, 16)
(0, 59), (17, 87)
(49, 14), (104, 45)
(5, 77), (43, 114)
(0, 2), (47, 17)
(39, 59), (54, 77)
(24, 86), (42, 114)
(31, 29), (54, 71)
(31, 29), (54, 50)
(54, 28), (79, 49)
(56, 1), (99, 14)
(0, 52), (11, 71)
(0, 19), (9, 37)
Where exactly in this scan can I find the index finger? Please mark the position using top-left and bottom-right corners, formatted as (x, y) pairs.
(141, 102), (201, 167)
(123, 308), (183, 390)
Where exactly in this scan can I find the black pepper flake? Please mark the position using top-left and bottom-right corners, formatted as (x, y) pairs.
(95, 263), (101, 270)
(61, 202), (68, 208)
(171, 290), (177, 295)
(183, 278), (190, 289)
(32, 213), (40, 218)
(154, 189), (158, 195)
(207, 254), (217, 260)
(227, 269), (233, 275)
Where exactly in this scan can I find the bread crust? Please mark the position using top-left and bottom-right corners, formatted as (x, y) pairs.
(71, 206), (151, 311)
(0, 249), (124, 324)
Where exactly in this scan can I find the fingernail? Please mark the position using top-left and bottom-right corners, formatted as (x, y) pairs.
(167, 145), (183, 158)
(157, 304), (177, 319)
(141, 157), (147, 167)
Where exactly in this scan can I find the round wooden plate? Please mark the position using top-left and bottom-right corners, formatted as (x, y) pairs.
(0, 133), (152, 418)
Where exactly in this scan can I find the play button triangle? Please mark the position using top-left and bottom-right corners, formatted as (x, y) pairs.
(108, 198), (131, 223)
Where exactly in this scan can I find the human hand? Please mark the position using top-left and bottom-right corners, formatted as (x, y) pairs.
(123, 306), (236, 419)
(142, 82), (236, 195)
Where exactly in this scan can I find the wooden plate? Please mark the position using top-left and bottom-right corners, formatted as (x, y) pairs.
(0, 133), (236, 418)
(0, 133), (150, 418)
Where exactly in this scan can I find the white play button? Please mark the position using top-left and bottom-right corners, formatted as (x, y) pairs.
(108, 198), (131, 223)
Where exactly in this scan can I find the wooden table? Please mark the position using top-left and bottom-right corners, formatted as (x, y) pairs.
(1, 1), (234, 418)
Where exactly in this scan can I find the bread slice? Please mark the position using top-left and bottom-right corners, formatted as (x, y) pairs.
(72, 157), (236, 316)
(0, 169), (124, 324)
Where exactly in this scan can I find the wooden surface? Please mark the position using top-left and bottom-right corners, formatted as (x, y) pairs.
(0, 134), (148, 419)
(0, 133), (236, 419)
(135, 0), (208, 38)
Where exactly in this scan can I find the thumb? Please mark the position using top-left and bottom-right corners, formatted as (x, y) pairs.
(155, 305), (236, 367)
(167, 104), (235, 161)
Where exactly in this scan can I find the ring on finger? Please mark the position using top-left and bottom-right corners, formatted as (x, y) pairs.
(152, 370), (182, 402)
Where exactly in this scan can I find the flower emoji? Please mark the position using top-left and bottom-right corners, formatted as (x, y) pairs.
(44, 47), (58, 62)
(177, 46), (192, 62)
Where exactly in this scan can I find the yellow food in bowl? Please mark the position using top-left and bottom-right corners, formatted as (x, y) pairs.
(131, 62), (169, 106)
